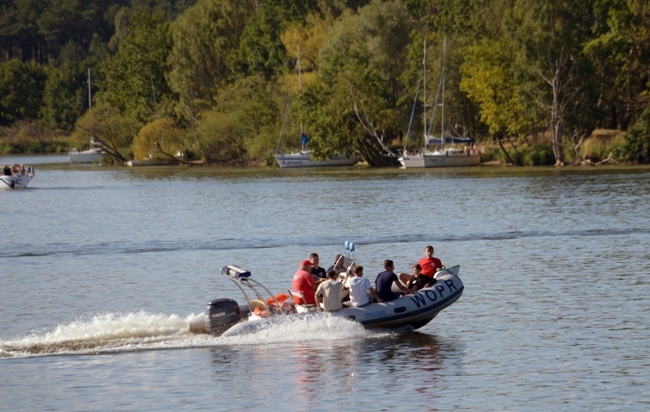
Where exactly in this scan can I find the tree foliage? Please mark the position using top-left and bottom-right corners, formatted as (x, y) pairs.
(99, 9), (173, 125)
(617, 103), (650, 163)
(303, 0), (414, 165)
(133, 117), (185, 161)
(1, 0), (650, 165)
(71, 103), (137, 162)
(195, 75), (279, 164)
(0, 59), (47, 126)
(168, 0), (248, 117)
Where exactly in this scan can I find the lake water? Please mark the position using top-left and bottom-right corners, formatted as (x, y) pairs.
(1, 156), (649, 411)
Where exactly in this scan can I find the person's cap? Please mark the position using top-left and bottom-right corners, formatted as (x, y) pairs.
(300, 259), (312, 267)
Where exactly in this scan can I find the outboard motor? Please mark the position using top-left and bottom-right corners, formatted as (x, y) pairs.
(204, 298), (242, 336)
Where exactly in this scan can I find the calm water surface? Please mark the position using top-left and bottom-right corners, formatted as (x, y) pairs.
(1, 157), (649, 411)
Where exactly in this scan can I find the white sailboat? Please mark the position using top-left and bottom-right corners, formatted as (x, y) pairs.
(275, 48), (355, 168)
(399, 39), (480, 168)
(68, 69), (105, 164)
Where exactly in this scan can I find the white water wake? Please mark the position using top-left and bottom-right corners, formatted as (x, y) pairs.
(0, 311), (392, 359)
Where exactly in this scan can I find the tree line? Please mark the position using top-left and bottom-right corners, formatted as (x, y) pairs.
(1, 0), (649, 165)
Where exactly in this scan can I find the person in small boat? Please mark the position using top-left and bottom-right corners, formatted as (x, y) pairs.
(315, 270), (345, 312)
(326, 254), (346, 278)
(400, 264), (431, 291)
(344, 265), (382, 307)
(292, 259), (322, 307)
(309, 252), (327, 280)
(375, 260), (412, 302)
(417, 245), (444, 283)
(327, 254), (351, 301)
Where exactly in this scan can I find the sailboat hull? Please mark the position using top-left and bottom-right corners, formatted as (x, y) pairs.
(399, 150), (480, 168)
(68, 148), (104, 163)
(275, 152), (356, 168)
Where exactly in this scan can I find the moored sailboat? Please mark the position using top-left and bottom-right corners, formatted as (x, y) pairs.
(68, 69), (105, 164)
(275, 48), (355, 168)
(399, 38), (480, 168)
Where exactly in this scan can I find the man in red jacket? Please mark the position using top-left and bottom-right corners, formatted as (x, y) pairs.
(292, 259), (322, 305)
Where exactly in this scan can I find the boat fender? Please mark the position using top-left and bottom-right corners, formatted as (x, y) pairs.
(204, 298), (242, 336)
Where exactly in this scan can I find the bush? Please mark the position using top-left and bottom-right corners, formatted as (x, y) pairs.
(0, 121), (69, 154)
(478, 145), (500, 163)
(615, 105), (650, 163)
(522, 141), (555, 166)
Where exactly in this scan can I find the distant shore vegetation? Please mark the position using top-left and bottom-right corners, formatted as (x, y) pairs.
(1, 0), (648, 166)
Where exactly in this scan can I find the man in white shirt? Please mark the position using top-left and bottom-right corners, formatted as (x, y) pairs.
(344, 265), (382, 307)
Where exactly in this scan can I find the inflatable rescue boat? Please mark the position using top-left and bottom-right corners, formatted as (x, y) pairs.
(188, 263), (463, 337)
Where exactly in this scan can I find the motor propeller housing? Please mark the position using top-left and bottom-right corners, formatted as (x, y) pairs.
(204, 298), (242, 336)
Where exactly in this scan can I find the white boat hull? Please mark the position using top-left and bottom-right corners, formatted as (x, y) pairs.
(399, 151), (480, 168)
(275, 152), (356, 168)
(1, 165), (34, 189)
(68, 149), (104, 163)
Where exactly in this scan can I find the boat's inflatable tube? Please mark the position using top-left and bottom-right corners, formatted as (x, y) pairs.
(221, 319), (266, 337)
(334, 272), (463, 330)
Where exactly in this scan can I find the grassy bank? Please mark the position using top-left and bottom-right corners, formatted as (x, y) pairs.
(0, 121), (70, 155)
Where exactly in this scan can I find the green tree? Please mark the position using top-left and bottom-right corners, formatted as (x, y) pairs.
(133, 117), (185, 162)
(0, 0), (47, 62)
(509, 0), (596, 166)
(99, 9), (172, 125)
(168, 0), (249, 118)
(195, 75), (279, 164)
(41, 63), (87, 131)
(0, 59), (47, 126)
(71, 102), (137, 162)
(584, 0), (650, 129)
(234, 2), (287, 80)
(304, 0), (414, 165)
(617, 103), (650, 163)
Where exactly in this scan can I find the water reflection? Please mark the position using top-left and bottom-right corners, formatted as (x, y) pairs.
(204, 332), (454, 409)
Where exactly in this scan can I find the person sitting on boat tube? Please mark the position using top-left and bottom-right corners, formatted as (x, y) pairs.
(315, 270), (345, 312)
(292, 259), (323, 308)
(417, 245), (444, 283)
(375, 260), (413, 302)
(326, 254), (346, 278)
(344, 265), (382, 307)
(399, 264), (430, 291)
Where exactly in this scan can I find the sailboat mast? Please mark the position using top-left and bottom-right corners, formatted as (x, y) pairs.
(298, 46), (304, 144)
(88, 68), (92, 111)
(441, 37), (446, 146)
(422, 40), (426, 149)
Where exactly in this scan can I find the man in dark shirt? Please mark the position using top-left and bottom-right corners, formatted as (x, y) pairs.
(309, 252), (326, 280)
(375, 260), (412, 302)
